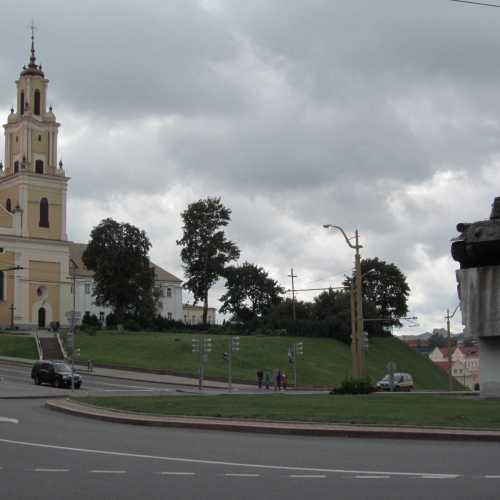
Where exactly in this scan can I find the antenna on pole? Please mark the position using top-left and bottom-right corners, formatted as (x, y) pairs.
(288, 268), (297, 321)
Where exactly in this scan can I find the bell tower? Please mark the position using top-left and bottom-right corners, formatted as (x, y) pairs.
(1, 27), (68, 241)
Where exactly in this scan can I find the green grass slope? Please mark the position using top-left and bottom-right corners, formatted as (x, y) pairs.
(76, 332), (454, 390)
(0, 334), (38, 359)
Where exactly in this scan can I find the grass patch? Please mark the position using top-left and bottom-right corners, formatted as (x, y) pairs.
(0, 334), (37, 359)
(79, 394), (500, 429)
(75, 331), (455, 389)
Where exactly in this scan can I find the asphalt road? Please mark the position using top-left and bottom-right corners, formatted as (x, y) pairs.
(1, 396), (500, 500)
(0, 361), (182, 397)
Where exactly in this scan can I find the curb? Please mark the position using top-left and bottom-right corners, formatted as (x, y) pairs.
(45, 399), (500, 442)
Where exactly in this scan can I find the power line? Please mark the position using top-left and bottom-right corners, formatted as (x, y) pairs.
(451, 0), (500, 7)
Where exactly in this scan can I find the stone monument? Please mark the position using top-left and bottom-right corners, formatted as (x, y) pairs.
(452, 197), (500, 396)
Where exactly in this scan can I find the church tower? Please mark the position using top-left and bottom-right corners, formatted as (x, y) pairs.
(0, 31), (71, 328)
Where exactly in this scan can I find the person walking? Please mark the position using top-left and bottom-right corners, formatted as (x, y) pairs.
(264, 370), (271, 390)
(256, 369), (263, 389)
(282, 372), (288, 390)
(276, 369), (282, 391)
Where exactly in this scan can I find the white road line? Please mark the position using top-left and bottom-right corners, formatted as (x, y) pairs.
(420, 474), (459, 479)
(289, 474), (326, 479)
(159, 472), (196, 476)
(34, 468), (69, 473)
(90, 470), (126, 474)
(0, 417), (19, 424)
(355, 475), (391, 479)
(94, 382), (157, 390)
(225, 473), (260, 477)
(0, 438), (461, 479)
(485, 475), (500, 479)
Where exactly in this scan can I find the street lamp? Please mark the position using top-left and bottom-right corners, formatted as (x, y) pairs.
(323, 224), (365, 378)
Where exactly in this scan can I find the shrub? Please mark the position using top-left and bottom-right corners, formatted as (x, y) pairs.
(331, 377), (375, 395)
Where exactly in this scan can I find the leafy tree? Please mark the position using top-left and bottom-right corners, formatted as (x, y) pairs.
(82, 218), (157, 326)
(220, 262), (285, 321)
(177, 197), (240, 326)
(267, 298), (315, 321)
(343, 257), (410, 327)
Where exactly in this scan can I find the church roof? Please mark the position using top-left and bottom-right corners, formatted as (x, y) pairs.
(68, 242), (182, 283)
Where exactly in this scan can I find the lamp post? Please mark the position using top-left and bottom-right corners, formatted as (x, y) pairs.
(323, 225), (365, 378)
(445, 305), (460, 391)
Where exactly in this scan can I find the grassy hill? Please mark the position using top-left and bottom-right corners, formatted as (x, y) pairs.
(0, 334), (38, 359)
(73, 331), (456, 389)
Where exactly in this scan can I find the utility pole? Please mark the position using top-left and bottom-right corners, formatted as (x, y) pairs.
(9, 304), (15, 329)
(70, 259), (78, 392)
(354, 230), (365, 378)
(445, 305), (460, 391)
(288, 268), (297, 321)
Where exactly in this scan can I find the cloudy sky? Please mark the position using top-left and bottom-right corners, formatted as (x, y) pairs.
(1, 0), (499, 334)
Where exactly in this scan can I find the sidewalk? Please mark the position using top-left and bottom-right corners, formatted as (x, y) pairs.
(0, 356), (252, 390)
(46, 398), (500, 442)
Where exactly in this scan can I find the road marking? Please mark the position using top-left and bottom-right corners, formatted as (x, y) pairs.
(289, 474), (326, 479)
(0, 438), (461, 479)
(34, 468), (69, 473)
(420, 474), (459, 479)
(225, 473), (260, 477)
(159, 472), (196, 476)
(90, 470), (126, 474)
(355, 475), (391, 479)
(94, 381), (157, 390)
(0, 417), (19, 424)
(484, 475), (500, 479)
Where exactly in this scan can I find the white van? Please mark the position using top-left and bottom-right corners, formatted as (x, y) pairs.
(376, 372), (414, 391)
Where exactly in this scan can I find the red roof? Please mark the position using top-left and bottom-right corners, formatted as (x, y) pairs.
(439, 347), (453, 357)
(434, 361), (451, 372)
(458, 346), (479, 357)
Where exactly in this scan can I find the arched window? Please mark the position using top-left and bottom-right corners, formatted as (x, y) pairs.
(6, 199), (11, 212)
(39, 198), (49, 228)
(34, 90), (41, 115)
(20, 92), (25, 115)
(35, 160), (44, 174)
(14, 161), (19, 174)
(0, 271), (4, 301)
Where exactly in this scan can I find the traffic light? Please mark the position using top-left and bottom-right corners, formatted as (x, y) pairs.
(192, 338), (200, 353)
(363, 331), (369, 351)
(204, 337), (212, 353)
(223, 352), (228, 362)
(231, 336), (240, 352)
(296, 342), (303, 356)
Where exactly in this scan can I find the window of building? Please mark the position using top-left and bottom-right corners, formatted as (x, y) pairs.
(167, 312), (173, 320)
(85, 283), (91, 294)
(20, 92), (24, 115)
(38, 135), (42, 142)
(35, 160), (44, 174)
(166, 287), (172, 298)
(39, 198), (49, 228)
(34, 90), (41, 116)
(6, 199), (11, 212)
(14, 161), (19, 174)
(99, 312), (105, 323)
(0, 271), (4, 301)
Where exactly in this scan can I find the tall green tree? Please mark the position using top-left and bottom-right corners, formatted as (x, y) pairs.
(177, 197), (240, 326)
(220, 262), (285, 321)
(343, 257), (410, 327)
(82, 218), (157, 326)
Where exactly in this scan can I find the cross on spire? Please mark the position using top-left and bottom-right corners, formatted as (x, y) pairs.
(28, 21), (38, 66)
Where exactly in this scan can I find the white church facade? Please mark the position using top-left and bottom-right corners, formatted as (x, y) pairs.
(0, 35), (183, 328)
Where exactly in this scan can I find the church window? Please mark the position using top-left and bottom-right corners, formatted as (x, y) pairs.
(20, 92), (25, 115)
(38, 135), (42, 142)
(6, 199), (11, 212)
(15, 136), (18, 143)
(34, 90), (41, 116)
(167, 312), (173, 320)
(14, 161), (19, 173)
(35, 160), (44, 174)
(99, 312), (105, 323)
(166, 287), (172, 298)
(0, 271), (4, 301)
(39, 198), (49, 228)
(85, 283), (91, 294)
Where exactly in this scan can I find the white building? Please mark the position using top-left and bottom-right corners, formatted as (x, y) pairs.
(69, 243), (184, 325)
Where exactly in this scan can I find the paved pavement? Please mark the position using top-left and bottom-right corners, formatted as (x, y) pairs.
(2, 399), (500, 500)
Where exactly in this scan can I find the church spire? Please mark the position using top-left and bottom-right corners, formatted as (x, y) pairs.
(21, 22), (44, 77)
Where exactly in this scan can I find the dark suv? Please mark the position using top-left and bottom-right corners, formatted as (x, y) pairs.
(31, 360), (82, 389)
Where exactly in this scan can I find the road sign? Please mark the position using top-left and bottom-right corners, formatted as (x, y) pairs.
(65, 310), (81, 328)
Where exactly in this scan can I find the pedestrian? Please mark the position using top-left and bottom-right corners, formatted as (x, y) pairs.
(256, 369), (263, 389)
(276, 369), (282, 391)
(282, 372), (288, 390)
(264, 370), (271, 390)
